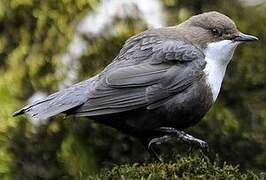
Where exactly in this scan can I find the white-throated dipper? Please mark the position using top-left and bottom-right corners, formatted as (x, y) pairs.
(13, 11), (258, 157)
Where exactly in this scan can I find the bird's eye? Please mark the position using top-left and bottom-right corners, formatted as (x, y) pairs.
(210, 28), (223, 36)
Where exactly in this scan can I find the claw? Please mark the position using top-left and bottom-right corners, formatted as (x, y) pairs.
(192, 138), (209, 150)
(148, 138), (163, 162)
(183, 134), (209, 151)
(198, 140), (209, 152)
(148, 136), (168, 149)
(146, 127), (210, 159)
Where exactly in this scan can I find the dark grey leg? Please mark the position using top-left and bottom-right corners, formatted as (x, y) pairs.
(148, 127), (209, 152)
(147, 135), (173, 162)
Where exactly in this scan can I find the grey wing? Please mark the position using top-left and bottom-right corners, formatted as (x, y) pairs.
(74, 35), (206, 117)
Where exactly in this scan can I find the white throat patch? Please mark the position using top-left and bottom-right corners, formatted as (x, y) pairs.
(203, 40), (239, 102)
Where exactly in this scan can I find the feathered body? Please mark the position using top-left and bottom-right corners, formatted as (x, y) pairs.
(13, 11), (257, 145)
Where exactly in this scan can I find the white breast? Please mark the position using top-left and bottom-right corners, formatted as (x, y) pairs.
(203, 40), (239, 102)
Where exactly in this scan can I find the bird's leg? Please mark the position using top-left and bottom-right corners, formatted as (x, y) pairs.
(147, 135), (174, 162)
(148, 127), (209, 151)
(160, 127), (208, 150)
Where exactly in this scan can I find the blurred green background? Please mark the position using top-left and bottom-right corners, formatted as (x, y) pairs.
(0, 0), (265, 179)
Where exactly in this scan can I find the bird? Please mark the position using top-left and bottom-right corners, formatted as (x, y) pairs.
(13, 11), (258, 157)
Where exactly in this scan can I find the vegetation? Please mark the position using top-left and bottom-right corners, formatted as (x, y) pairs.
(0, 0), (265, 179)
(93, 153), (265, 180)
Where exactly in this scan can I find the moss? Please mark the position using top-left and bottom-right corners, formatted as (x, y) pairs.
(92, 154), (265, 180)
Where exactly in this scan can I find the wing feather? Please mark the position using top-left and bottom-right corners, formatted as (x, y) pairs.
(74, 33), (205, 116)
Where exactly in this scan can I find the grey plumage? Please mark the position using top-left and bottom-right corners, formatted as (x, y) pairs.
(13, 12), (258, 155)
(13, 77), (96, 120)
(14, 30), (205, 119)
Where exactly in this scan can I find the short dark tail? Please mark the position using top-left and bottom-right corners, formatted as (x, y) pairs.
(13, 78), (95, 120)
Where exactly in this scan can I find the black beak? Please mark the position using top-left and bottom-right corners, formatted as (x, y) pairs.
(234, 32), (258, 42)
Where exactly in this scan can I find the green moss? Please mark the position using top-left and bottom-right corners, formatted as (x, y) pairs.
(93, 154), (265, 180)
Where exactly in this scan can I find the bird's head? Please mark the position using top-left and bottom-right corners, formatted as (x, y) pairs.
(179, 11), (258, 63)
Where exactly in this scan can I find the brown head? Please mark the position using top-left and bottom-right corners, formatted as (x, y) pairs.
(177, 11), (258, 50)
(173, 12), (258, 102)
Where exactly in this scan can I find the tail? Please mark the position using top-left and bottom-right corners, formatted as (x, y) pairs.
(13, 78), (96, 120)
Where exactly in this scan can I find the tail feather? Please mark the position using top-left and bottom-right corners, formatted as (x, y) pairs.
(13, 78), (95, 120)
(12, 98), (52, 117)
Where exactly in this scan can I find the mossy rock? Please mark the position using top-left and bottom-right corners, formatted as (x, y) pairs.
(91, 153), (265, 180)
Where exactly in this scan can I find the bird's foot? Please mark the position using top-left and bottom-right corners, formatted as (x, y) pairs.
(158, 127), (209, 150)
(147, 127), (209, 156)
(181, 132), (209, 151)
(148, 135), (173, 162)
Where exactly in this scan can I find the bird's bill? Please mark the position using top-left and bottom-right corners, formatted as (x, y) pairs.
(234, 32), (258, 42)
